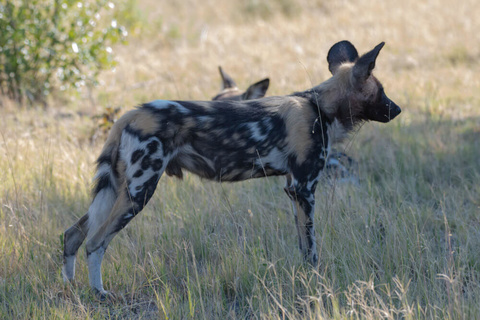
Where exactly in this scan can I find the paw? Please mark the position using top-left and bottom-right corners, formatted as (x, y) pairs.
(61, 265), (74, 283)
(94, 288), (117, 302)
(303, 251), (319, 267)
(62, 255), (76, 282)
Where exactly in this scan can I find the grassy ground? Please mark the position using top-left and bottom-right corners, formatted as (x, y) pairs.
(1, 0), (480, 318)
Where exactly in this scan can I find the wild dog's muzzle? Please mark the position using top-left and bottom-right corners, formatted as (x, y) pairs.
(384, 97), (401, 122)
(369, 92), (401, 123)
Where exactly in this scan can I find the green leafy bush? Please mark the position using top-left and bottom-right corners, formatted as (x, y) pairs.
(0, 0), (127, 105)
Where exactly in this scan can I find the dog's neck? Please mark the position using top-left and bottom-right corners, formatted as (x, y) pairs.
(291, 87), (365, 144)
(298, 87), (363, 119)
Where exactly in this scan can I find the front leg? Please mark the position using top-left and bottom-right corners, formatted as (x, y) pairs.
(284, 175), (318, 266)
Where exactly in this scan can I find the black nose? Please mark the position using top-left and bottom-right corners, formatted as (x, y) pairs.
(392, 105), (401, 116)
(384, 97), (401, 121)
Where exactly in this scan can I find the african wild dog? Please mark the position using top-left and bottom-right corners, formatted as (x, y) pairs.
(62, 40), (401, 297)
(212, 66), (270, 101)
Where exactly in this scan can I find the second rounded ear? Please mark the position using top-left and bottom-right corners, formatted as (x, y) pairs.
(327, 40), (359, 75)
(244, 78), (270, 100)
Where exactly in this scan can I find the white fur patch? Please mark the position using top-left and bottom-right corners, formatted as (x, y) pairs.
(307, 179), (318, 192)
(87, 188), (117, 239)
(123, 213), (134, 220)
(220, 87), (239, 94)
(62, 256), (76, 282)
(197, 116), (213, 123)
(255, 147), (287, 171)
(119, 132), (168, 198)
(150, 100), (191, 114)
(88, 247), (106, 293)
(94, 163), (113, 183)
(327, 118), (347, 144)
(247, 122), (267, 142)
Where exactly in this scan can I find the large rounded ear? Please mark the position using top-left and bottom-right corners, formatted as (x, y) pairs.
(352, 42), (385, 84)
(327, 40), (359, 74)
(218, 66), (237, 89)
(243, 78), (270, 100)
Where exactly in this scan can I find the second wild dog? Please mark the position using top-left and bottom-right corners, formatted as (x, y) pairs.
(212, 66), (270, 101)
(62, 40), (401, 297)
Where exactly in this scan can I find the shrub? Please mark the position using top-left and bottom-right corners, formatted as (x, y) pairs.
(0, 0), (127, 105)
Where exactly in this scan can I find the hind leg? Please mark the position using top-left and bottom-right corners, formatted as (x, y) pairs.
(62, 187), (117, 282)
(85, 167), (162, 296)
(62, 214), (89, 282)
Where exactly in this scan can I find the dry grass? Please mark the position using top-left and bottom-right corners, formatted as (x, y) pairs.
(1, 0), (480, 318)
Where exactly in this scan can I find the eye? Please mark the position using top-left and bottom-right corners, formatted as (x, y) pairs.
(364, 89), (376, 101)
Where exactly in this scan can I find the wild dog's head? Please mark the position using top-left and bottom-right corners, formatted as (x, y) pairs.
(212, 66), (270, 101)
(321, 41), (401, 128)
